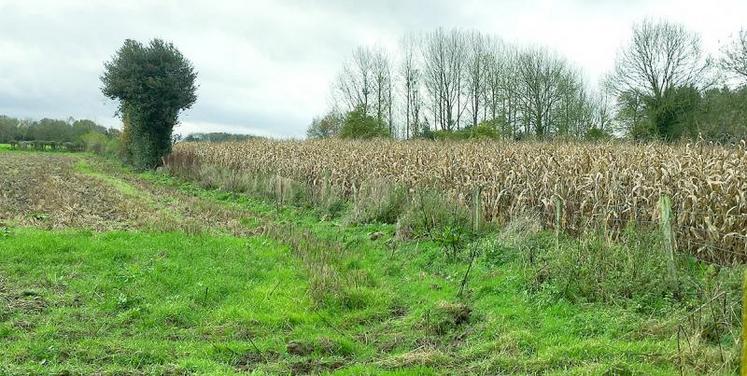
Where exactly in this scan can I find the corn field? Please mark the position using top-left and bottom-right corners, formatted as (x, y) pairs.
(167, 139), (747, 264)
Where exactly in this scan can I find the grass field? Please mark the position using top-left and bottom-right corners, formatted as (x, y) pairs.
(0, 144), (10, 151)
(0, 148), (741, 375)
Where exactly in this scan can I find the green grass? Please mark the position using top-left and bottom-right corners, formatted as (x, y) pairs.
(0, 144), (10, 152)
(0, 228), (687, 375)
(0, 230), (384, 374)
(0, 154), (739, 375)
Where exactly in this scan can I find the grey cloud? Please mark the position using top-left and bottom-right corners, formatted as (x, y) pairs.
(0, 0), (744, 137)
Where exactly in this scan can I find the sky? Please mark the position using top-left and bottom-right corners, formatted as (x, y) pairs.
(0, 0), (745, 138)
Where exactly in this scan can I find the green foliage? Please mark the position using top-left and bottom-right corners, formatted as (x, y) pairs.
(618, 84), (747, 142)
(348, 182), (407, 224)
(433, 225), (467, 259)
(101, 38), (197, 170)
(694, 86), (747, 142)
(0, 115), (116, 147)
(468, 119), (502, 139)
(307, 111), (343, 139)
(338, 106), (390, 139)
(397, 190), (472, 239)
(416, 120), (502, 141)
(80, 131), (119, 155)
(647, 85), (702, 141)
(584, 127), (611, 141)
(538, 230), (675, 308)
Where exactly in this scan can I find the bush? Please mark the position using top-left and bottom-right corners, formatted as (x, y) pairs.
(584, 127), (611, 141)
(519, 225), (719, 312)
(418, 120), (502, 141)
(339, 106), (390, 139)
(348, 181), (407, 224)
(81, 131), (120, 156)
(542, 231), (671, 307)
(396, 190), (471, 239)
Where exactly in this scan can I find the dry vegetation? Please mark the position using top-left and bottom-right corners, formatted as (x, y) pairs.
(169, 139), (747, 263)
(1, 150), (741, 374)
(0, 153), (256, 236)
(0, 153), (145, 230)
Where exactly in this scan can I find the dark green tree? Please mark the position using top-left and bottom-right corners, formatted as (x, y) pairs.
(694, 87), (747, 142)
(0, 116), (20, 143)
(648, 85), (701, 141)
(101, 39), (197, 170)
(338, 106), (389, 139)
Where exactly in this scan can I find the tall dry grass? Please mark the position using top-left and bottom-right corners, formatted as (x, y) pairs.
(166, 139), (747, 264)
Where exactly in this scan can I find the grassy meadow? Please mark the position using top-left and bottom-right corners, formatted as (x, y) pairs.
(0, 146), (742, 375)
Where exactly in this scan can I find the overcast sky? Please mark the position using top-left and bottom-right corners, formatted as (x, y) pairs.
(0, 0), (745, 138)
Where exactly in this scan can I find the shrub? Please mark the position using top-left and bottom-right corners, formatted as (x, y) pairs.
(339, 106), (390, 139)
(523, 225), (702, 311)
(348, 181), (407, 224)
(396, 190), (471, 239)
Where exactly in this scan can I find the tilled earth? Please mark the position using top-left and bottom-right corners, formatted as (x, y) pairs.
(0, 152), (261, 235)
(0, 153), (148, 230)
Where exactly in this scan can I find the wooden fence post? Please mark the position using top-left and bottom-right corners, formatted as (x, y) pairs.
(472, 186), (482, 233)
(554, 195), (563, 252)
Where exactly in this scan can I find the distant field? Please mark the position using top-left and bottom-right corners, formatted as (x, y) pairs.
(0, 152), (740, 375)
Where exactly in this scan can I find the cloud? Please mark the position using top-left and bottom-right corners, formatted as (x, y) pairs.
(0, 0), (744, 137)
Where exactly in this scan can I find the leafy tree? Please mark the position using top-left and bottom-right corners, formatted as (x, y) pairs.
(29, 118), (71, 142)
(649, 85), (701, 140)
(306, 111), (343, 139)
(72, 119), (106, 140)
(81, 131), (110, 154)
(694, 87), (747, 142)
(584, 127), (611, 141)
(468, 119), (502, 139)
(101, 38), (197, 170)
(0, 114), (118, 149)
(339, 106), (389, 139)
(607, 19), (711, 140)
(618, 85), (702, 141)
(0, 116), (20, 143)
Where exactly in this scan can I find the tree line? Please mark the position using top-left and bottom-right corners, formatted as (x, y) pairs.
(182, 132), (259, 143)
(0, 115), (120, 152)
(309, 19), (747, 142)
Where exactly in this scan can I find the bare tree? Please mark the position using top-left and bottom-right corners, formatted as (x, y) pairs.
(553, 70), (594, 137)
(335, 47), (374, 114)
(465, 32), (491, 128)
(328, 28), (612, 140)
(720, 29), (747, 83)
(371, 47), (392, 126)
(591, 89), (614, 133)
(422, 28), (467, 131)
(400, 35), (423, 139)
(607, 19), (711, 101)
(335, 45), (394, 136)
(496, 47), (521, 138)
(515, 47), (577, 138)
